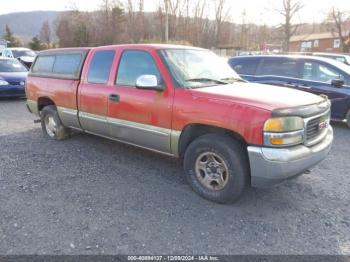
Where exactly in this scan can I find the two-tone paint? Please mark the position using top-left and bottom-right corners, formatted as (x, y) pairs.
(26, 44), (333, 187)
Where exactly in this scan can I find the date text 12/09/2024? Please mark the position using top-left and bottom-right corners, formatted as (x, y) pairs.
(127, 256), (219, 261)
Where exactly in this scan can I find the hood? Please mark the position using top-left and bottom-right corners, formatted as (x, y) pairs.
(0, 72), (28, 81)
(191, 82), (325, 112)
(19, 56), (35, 63)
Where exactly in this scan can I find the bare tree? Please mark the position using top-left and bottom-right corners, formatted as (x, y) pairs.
(40, 20), (51, 47)
(123, 0), (146, 42)
(277, 0), (303, 51)
(329, 7), (350, 53)
(213, 0), (229, 47)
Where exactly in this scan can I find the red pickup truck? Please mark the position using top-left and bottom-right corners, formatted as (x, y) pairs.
(26, 44), (333, 203)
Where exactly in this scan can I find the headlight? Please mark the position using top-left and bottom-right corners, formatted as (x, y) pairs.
(264, 117), (304, 147)
(264, 117), (304, 132)
(0, 80), (9, 86)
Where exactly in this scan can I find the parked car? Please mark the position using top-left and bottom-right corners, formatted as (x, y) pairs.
(26, 45), (333, 203)
(0, 57), (28, 98)
(229, 55), (350, 126)
(312, 52), (350, 66)
(3, 48), (36, 68)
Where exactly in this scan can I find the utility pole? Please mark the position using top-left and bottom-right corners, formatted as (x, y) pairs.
(165, 0), (169, 43)
(240, 10), (247, 51)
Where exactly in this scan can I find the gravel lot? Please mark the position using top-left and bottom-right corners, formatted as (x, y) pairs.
(0, 99), (349, 255)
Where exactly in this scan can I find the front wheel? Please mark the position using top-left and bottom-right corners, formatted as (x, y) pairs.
(184, 134), (249, 204)
(41, 105), (70, 140)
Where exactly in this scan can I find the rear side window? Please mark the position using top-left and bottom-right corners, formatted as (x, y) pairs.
(258, 58), (299, 78)
(53, 54), (82, 76)
(230, 59), (259, 75)
(32, 56), (55, 73)
(87, 50), (115, 84)
(116, 50), (161, 87)
(31, 52), (86, 79)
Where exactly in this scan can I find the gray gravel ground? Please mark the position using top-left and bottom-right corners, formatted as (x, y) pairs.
(0, 99), (349, 255)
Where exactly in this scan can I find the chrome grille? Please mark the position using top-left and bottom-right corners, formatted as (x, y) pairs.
(304, 111), (330, 146)
(306, 117), (322, 140)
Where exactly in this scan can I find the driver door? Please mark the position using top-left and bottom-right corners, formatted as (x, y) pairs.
(299, 60), (350, 119)
(107, 49), (174, 154)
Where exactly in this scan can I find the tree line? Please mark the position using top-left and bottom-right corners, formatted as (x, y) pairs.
(2, 0), (350, 52)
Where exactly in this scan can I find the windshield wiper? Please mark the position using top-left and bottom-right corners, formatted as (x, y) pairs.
(220, 77), (247, 83)
(185, 77), (228, 85)
(185, 78), (229, 85)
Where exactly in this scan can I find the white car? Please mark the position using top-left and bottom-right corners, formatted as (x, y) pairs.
(3, 48), (36, 68)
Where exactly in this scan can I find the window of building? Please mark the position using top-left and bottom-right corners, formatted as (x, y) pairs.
(334, 39), (341, 49)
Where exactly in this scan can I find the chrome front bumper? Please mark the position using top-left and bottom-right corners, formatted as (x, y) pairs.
(248, 126), (333, 188)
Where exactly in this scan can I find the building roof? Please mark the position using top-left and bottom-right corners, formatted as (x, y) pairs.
(290, 32), (341, 42)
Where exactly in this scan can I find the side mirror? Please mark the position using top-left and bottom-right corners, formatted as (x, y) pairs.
(136, 75), (164, 91)
(331, 79), (344, 88)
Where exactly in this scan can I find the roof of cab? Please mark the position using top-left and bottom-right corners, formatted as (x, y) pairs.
(38, 47), (91, 56)
(93, 43), (205, 50)
(37, 44), (205, 56)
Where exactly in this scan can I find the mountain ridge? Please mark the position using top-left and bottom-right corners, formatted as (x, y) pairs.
(0, 11), (62, 42)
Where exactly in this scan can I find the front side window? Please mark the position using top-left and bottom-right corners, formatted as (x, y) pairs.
(302, 61), (345, 83)
(159, 49), (241, 88)
(116, 50), (161, 87)
(0, 59), (28, 72)
(258, 58), (299, 78)
(88, 50), (115, 84)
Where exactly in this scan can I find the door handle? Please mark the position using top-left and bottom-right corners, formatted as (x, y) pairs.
(284, 82), (296, 88)
(300, 84), (311, 89)
(109, 94), (120, 102)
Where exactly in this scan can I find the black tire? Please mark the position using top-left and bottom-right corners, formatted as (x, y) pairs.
(40, 105), (70, 140)
(184, 134), (249, 204)
(347, 110), (350, 129)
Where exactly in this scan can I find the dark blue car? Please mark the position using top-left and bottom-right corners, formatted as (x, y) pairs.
(0, 57), (28, 98)
(229, 55), (350, 127)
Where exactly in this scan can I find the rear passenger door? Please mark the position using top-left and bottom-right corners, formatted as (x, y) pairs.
(78, 49), (116, 136)
(107, 49), (174, 154)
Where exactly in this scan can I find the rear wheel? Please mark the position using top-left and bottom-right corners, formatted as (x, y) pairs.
(184, 134), (249, 204)
(347, 110), (350, 128)
(41, 105), (70, 140)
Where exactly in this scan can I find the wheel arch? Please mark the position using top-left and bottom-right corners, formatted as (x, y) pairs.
(177, 123), (248, 158)
(37, 97), (56, 112)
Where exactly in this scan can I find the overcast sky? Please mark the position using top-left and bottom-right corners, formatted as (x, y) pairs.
(0, 0), (349, 25)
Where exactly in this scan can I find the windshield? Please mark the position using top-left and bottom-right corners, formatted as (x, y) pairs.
(0, 59), (28, 72)
(159, 49), (242, 88)
(326, 58), (350, 74)
(12, 50), (36, 58)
